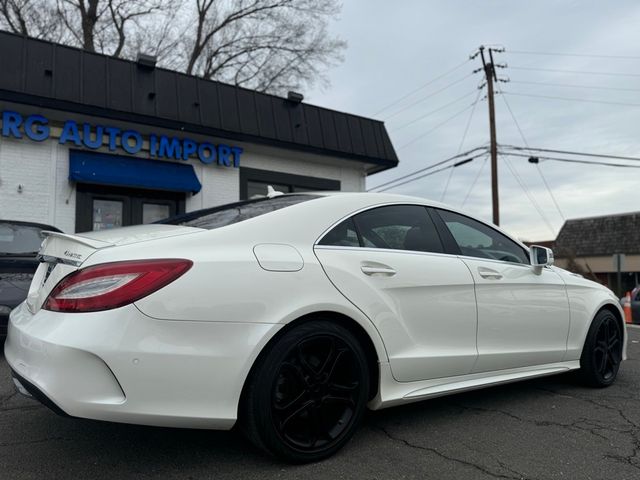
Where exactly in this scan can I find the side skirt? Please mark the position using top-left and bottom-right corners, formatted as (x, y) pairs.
(368, 360), (581, 410)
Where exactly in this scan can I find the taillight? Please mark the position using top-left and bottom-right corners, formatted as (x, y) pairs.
(43, 259), (193, 313)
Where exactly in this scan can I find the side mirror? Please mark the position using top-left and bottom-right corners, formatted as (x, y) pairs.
(530, 245), (554, 267)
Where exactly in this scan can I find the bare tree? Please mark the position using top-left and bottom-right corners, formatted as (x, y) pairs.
(54, 0), (174, 56)
(0, 0), (64, 39)
(175, 0), (345, 93)
(0, 0), (345, 94)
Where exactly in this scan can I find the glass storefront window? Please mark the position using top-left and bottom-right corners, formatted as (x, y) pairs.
(142, 203), (171, 224)
(92, 199), (123, 231)
(246, 181), (290, 199)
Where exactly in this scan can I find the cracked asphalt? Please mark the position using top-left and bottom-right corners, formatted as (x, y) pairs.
(1, 327), (639, 480)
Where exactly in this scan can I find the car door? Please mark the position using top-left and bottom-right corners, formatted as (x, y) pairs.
(433, 208), (571, 372)
(314, 204), (478, 382)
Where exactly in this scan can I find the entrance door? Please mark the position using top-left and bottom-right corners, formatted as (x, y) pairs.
(75, 184), (185, 232)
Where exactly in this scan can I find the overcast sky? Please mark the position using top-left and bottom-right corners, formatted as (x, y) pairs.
(307, 0), (640, 241)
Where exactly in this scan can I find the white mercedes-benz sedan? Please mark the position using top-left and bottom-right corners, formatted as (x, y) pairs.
(5, 191), (626, 462)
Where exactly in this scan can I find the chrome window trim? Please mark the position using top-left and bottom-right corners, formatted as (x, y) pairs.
(313, 244), (460, 260)
(314, 201), (437, 246)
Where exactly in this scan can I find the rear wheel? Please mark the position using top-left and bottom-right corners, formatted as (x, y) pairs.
(579, 310), (623, 387)
(241, 320), (369, 463)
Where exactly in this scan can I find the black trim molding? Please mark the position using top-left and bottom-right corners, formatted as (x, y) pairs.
(239, 167), (340, 199)
(0, 31), (399, 174)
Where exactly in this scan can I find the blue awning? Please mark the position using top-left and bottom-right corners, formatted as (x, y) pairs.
(69, 151), (202, 193)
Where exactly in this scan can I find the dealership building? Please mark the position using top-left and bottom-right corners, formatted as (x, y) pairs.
(0, 32), (398, 233)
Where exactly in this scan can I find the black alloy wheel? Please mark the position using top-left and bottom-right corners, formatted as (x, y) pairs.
(580, 310), (623, 387)
(242, 320), (370, 463)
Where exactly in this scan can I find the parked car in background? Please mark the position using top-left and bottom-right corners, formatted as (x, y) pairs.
(0, 220), (62, 338)
(5, 192), (627, 462)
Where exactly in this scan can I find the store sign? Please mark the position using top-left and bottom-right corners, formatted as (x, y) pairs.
(0, 110), (242, 167)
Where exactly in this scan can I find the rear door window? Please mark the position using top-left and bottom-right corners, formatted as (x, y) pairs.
(319, 205), (444, 253)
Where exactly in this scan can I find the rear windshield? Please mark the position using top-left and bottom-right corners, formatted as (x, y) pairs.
(0, 223), (45, 256)
(161, 195), (320, 229)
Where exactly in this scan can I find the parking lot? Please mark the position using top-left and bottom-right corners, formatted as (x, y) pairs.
(1, 327), (639, 480)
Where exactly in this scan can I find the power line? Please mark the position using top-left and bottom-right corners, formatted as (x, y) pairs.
(510, 80), (640, 94)
(375, 156), (480, 193)
(371, 58), (472, 117)
(367, 146), (488, 191)
(502, 91), (640, 107)
(461, 155), (489, 207)
(383, 73), (475, 121)
(502, 155), (556, 235)
(398, 103), (478, 150)
(456, 89), (484, 154)
(500, 151), (640, 169)
(390, 89), (479, 132)
(499, 92), (565, 221)
(508, 65), (640, 78)
(507, 50), (640, 61)
(440, 162), (456, 201)
(500, 145), (640, 163)
(441, 88), (484, 201)
(375, 165), (454, 192)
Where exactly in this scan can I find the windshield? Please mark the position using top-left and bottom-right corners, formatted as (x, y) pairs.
(161, 195), (320, 229)
(0, 223), (46, 255)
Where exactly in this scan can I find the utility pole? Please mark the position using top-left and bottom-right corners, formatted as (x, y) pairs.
(472, 46), (505, 226)
(479, 47), (499, 225)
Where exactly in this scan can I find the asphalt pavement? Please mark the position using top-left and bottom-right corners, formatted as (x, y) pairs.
(1, 328), (640, 480)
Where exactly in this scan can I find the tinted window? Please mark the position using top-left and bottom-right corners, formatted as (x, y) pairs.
(318, 218), (360, 247)
(163, 195), (318, 229)
(320, 205), (444, 253)
(437, 209), (529, 264)
(0, 223), (45, 256)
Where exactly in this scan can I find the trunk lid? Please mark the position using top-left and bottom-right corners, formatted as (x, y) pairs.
(25, 224), (204, 313)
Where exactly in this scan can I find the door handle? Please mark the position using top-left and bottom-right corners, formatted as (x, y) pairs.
(361, 264), (397, 276)
(478, 267), (503, 280)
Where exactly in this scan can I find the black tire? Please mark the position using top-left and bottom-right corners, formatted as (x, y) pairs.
(579, 309), (623, 387)
(241, 320), (370, 463)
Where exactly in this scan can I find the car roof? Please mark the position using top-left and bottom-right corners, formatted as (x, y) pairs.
(303, 192), (530, 251)
(297, 190), (451, 208)
(162, 191), (529, 252)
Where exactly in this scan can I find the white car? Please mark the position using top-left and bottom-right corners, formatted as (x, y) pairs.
(5, 192), (626, 463)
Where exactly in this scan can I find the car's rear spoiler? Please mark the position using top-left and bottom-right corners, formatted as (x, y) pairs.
(37, 231), (114, 267)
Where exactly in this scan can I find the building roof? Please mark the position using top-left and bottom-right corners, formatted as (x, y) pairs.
(554, 211), (640, 257)
(0, 31), (398, 173)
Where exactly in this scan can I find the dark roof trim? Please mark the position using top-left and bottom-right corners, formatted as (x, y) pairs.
(0, 31), (398, 173)
(554, 211), (640, 257)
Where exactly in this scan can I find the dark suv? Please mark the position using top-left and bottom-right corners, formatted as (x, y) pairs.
(0, 220), (62, 338)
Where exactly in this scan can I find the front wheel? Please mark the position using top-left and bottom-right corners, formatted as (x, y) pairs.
(579, 309), (623, 387)
(241, 320), (370, 463)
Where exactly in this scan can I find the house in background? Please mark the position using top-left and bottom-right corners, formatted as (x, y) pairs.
(553, 211), (640, 295)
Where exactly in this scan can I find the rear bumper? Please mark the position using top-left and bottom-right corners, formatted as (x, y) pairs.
(4, 302), (282, 429)
(11, 369), (69, 417)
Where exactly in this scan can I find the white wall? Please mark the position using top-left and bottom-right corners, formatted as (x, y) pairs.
(0, 134), (367, 233)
